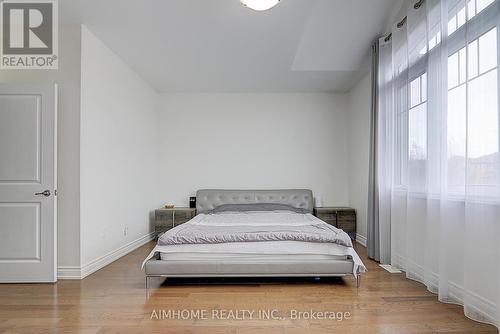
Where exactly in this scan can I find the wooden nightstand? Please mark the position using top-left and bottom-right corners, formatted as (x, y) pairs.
(154, 207), (196, 238)
(314, 207), (356, 241)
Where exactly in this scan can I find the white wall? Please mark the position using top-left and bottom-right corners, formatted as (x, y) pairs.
(0, 25), (82, 268)
(347, 74), (371, 241)
(158, 93), (350, 207)
(79, 26), (162, 268)
(1, 22), (373, 277)
(0, 19), (374, 283)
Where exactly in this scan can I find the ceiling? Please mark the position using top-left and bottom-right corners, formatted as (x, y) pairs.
(61, 0), (402, 93)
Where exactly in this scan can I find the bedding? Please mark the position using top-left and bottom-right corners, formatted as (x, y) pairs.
(157, 211), (353, 247)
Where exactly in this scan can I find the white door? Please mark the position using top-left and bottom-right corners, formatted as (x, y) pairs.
(0, 84), (57, 282)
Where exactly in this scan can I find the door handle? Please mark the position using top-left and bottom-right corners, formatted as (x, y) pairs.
(35, 190), (51, 197)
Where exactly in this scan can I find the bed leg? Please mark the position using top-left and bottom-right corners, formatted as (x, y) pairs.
(356, 273), (361, 288)
(145, 276), (150, 289)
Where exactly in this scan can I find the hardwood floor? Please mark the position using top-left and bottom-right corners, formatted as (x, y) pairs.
(0, 242), (497, 334)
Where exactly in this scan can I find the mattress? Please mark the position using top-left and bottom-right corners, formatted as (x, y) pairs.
(158, 240), (351, 261)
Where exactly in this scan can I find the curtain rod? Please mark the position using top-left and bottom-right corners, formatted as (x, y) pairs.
(397, 0), (425, 27)
(383, 0), (424, 42)
(383, 16), (405, 42)
(397, 16), (407, 28)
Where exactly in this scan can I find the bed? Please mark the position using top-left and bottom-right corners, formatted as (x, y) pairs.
(142, 189), (366, 288)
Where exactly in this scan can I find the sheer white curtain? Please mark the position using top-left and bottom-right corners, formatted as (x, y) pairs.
(379, 0), (500, 328)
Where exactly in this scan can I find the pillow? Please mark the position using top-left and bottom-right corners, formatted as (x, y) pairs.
(209, 203), (309, 214)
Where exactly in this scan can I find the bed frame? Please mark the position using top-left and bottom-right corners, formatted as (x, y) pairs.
(144, 189), (361, 288)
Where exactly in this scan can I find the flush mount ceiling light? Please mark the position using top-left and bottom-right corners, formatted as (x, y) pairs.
(240, 0), (280, 11)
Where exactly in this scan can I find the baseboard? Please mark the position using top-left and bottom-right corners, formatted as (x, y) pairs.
(355, 233), (367, 247)
(393, 254), (439, 290)
(448, 281), (497, 325)
(57, 232), (155, 280)
(57, 266), (82, 280)
(393, 253), (497, 327)
(379, 264), (402, 273)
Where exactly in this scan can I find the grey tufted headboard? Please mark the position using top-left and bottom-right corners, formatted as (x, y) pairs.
(196, 189), (314, 214)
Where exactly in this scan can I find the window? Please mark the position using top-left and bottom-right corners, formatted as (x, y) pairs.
(470, 0), (496, 18)
(408, 73), (428, 192)
(395, 84), (408, 188)
(393, 49), (410, 189)
(448, 0), (495, 36)
(428, 31), (442, 52)
(447, 49), (467, 193)
(447, 27), (499, 196)
(391, 0), (499, 200)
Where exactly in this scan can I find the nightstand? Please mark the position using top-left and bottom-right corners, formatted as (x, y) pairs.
(314, 207), (357, 241)
(154, 207), (196, 238)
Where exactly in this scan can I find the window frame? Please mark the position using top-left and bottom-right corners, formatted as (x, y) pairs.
(390, 0), (500, 201)
(445, 1), (500, 199)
